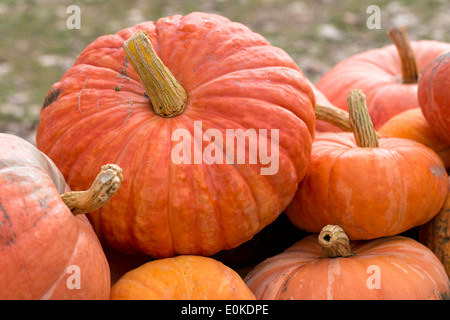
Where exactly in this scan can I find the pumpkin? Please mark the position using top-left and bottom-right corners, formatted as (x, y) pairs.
(286, 89), (448, 240)
(316, 26), (450, 129)
(36, 12), (315, 258)
(244, 225), (450, 300)
(378, 108), (450, 169)
(419, 177), (450, 279)
(0, 133), (122, 299)
(110, 255), (256, 300)
(418, 52), (450, 145)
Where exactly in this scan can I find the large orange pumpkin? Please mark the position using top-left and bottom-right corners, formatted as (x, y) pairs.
(418, 52), (450, 145)
(36, 12), (315, 258)
(244, 225), (450, 300)
(110, 255), (256, 300)
(0, 133), (122, 299)
(316, 27), (450, 129)
(286, 90), (448, 240)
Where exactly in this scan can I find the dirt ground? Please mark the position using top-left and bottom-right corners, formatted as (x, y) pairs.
(1, 0), (449, 144)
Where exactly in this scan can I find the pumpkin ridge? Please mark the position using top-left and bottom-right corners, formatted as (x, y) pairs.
(39, 82), (151, 159)
(125, 119), (174, 254)
(176, 113), (259, 251)
(127, 121), (172, 253)
(178, 120), (229, 251)
(190, 64), (306, 99)
(187, 94), (314, 156)
(64, 110), (151, 185)
(165, 118), (176, 256)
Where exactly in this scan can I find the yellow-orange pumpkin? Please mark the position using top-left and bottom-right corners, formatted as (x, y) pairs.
(110, 255), (256, 300)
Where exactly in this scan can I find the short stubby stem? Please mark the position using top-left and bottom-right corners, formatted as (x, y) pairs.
(61, 164), (123, 216)
(123, 30), (188, 118)
(319, 225), (353, 258)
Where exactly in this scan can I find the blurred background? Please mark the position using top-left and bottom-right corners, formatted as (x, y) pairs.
(0, 0), (449, 144)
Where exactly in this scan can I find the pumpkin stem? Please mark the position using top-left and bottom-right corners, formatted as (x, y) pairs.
(388, 26), (419, 84)
(123, 30), (187, 118)
(315, 103), (352, 132)
(347, 89), (379, 148)
(61, 164), (123, 216)
(319, 225), (353, 258)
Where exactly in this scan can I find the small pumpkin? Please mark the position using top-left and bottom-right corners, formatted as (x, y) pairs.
(244, 225), (450, 300)
(110, 255), (256, 300)
(316, 26), (450, 129)
(378, 108), (450, 170)
(36, 12), (315, 258)
(419, 177), (450, 279)
(286, 90), (448, 240)
(418, 52), (450, 145)
(0, 133), (122, 299)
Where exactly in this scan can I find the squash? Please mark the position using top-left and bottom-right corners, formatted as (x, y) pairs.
(418, 52), (450, 145)
(316, 26), (450, 129)
(244, 225), (450, 300)
(110, 255), (256, 300)
(286, 89), (448, 240)
(420, 177), (450, 279)
(36, 12), (315, 258)
(0, 133), (122, 299)
(378, 108), (450, 170)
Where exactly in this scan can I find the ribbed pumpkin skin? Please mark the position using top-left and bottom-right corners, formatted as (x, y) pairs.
(244, 234), (450, 300)
(418, 52), (450, 145)
(316, 41), (450, 129)
(110, 255), (256, 300)
(286, 132), (448, 240)
(420, 178), (450, 279)
(0, 134), (110, 300)
(378, 108), (450, 169)
(36, 12), (315, 258)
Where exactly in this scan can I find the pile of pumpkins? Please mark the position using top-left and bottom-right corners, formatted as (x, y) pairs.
(1, 12), (449, 300)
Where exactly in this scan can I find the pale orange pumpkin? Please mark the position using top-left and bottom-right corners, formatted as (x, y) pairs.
(244, 225), (450, 300)
(0, 133), (122, 299)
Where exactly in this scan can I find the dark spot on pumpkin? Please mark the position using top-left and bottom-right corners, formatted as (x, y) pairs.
(0, 200), (16, 246)
(42, 87), (61, 109)
(121, 57), (129, 76)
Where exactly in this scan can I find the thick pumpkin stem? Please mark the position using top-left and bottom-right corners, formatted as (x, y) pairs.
(319, 225), (353, 258)
(388, 26), (419, 84)
(315, 103), (352, 132)
(61, 164), (123, 216)
(347, 89), (379, 148)
(123, 30), (187, 117)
